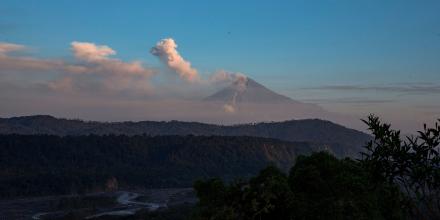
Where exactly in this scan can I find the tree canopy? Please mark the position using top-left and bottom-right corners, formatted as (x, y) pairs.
(194, 151), (406, 220)
(193, 116), (440, 219)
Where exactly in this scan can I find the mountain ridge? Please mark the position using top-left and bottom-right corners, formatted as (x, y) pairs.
(0, 115), (371, 158)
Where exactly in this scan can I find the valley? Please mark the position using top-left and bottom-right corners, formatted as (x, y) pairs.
(0, 188), (196, 220)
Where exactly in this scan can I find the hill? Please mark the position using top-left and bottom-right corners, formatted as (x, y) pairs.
(0, 134), (314, 197)
(0, 115), (370, 157)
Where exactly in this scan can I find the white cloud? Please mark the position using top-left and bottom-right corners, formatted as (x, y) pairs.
(0, 42), (155, 94)
(0, 42), (25, 55)
(71, 41), (115, 62)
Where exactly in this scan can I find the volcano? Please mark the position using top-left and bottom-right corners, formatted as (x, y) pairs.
(200, 77), (360, 129)
(204, 78), (297, 103)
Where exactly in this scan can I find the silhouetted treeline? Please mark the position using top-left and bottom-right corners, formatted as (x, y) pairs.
(0, 115), (371, 158)
(193, 116), (440, 220)
(0, 134), (313, 198)
(194, 152), (406, 220)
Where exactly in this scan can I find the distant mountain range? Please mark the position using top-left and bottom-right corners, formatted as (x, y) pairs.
(0, 115), (370, 158)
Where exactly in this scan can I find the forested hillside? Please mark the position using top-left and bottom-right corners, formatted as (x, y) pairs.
(0, 115), (370, 158)
(0, 134), (313, 198)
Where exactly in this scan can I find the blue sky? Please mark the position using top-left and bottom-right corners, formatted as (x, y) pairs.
(3, 0), (439, 83)
(1, 0), (439, 131)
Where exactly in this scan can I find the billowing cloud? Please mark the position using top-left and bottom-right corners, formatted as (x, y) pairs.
(151, 38), (200, 83)
(66, 41), (155, 94)
(0, 42), (79, 72)
(0, 40), (251, 113)
(0, 40), (249, 102)
(71, 41), (115, 62)
(149, 39), (252, 113)
(0, 42), (155, 94)
(70, 41), (154, 77)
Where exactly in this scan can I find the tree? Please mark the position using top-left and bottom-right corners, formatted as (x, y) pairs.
(194, 152), (405, 220)
(194, 166), (293, 220)
(289, 152), (404, 220)
(362, 115), (440, 219)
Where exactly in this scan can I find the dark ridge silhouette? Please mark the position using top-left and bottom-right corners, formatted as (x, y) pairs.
(0, 115), (371, 158)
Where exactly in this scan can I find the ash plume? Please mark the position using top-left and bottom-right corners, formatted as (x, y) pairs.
(151, 38), (200, 83)
(219, 72), (248, 113)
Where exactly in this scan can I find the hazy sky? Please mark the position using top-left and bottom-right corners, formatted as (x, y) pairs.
(1, 0), (439, 132)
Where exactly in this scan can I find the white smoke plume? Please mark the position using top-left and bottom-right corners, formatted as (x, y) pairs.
(210, 70), (246, 85)
(0, 40), (250, 113)
(151, 38), (200, 83)
(232, 73), (248, 92)
(213, 71), (248, 113)
(150, 39), (250, 114)
(223, 90), (240, 114)
(223, 104), (236, 113)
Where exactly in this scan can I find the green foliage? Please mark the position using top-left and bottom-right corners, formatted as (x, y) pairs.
(192, 116), (440, 219)
(0, 134), (310, 198)
(290, 152), (404, 220)
(194, 166), (294, 220)
(361, 115), (440, 219)
(194, 152), (405, 220)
